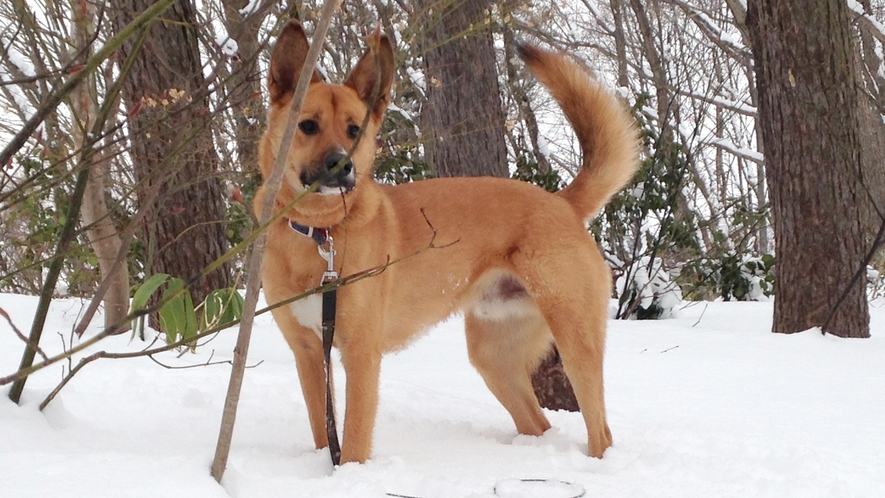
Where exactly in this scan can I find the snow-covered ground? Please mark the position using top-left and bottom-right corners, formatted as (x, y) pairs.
(1, 293), (883, 497)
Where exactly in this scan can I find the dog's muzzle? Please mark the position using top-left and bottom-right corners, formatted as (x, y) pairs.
(300, 152), (356, 193)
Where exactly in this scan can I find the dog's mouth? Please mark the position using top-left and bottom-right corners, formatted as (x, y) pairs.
(299, 152), (356, 194)
(300, 170), (356, 195)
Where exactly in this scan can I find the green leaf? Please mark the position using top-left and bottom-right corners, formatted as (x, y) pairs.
(159, 277), (197, 346)
(202, 290), (222, 331)
(130, 273), (170, 313)
(201, 287), (245, 331)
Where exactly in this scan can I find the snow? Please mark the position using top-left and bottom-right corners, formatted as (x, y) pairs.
(2, 293), (885, 497)
(217, 35), (239, 57)
(405, 66), (425, 93)
(7, 46), (36, 78)
(238, 0), (261, 17)
(710, 137), (765, 164)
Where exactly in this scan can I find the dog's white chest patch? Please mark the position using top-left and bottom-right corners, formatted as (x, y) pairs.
(290, 294), (322, 337)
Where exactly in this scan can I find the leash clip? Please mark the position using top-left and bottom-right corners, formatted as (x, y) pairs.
(318, 233), (338, 284)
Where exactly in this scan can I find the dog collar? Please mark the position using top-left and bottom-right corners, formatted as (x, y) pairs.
(288, 219), (328, 246)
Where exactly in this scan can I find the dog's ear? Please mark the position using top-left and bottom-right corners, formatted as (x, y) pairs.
(269, 21), (322, 103)
(343, 29), (394, 118)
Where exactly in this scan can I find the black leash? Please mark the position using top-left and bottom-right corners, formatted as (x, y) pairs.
(321, 279), (341, 466)
(290, 219), (342, 466)
(319, 233), (341, 467)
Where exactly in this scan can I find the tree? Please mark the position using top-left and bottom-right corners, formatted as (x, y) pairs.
(72, 0), (130, 332)
(746, 0), (870, 337)
(111, 0), (232, 309)
(413, 0), (509, 177)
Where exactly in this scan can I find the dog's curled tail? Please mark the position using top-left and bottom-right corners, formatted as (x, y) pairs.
(517, 44), (640, 220)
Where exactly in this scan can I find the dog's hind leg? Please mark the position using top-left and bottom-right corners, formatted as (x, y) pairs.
(465, 310), (552, 437)
(512, 246), (613, 458)
(545, 304), (612, 458)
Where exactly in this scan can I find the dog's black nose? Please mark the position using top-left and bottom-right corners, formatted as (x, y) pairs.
(325, 152), (353, 175)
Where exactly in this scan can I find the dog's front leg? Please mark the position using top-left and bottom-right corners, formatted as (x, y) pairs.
(270, 305), (330, 451)
(338, 341), (382, 464)
(290, 334), (331, 451)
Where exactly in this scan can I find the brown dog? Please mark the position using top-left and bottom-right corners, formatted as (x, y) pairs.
(255, 21), (639, 464)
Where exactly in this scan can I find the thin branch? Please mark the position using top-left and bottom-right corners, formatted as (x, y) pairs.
(0, 0), (176, 171)
(210, 1), (345, 482)
(822, 217), (885, 334)
(37, 352), (100, 411)
(1, 306), (48, 362)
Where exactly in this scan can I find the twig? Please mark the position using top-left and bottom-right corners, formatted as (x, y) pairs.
(0, 0), (176, 171)
(1, 306), (48, 362)
(210, 1), (344, 482)
(691, 302), (709, 328)
(146, 353), (264, 371)
(38, 352), (101, 411)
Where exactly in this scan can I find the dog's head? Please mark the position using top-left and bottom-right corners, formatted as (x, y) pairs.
(260, 21), (394, 223)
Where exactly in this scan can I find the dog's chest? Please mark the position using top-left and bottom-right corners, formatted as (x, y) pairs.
(289, 294), (322, 338)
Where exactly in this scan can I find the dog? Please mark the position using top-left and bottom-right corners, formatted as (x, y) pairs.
(254, 20), (639, 464)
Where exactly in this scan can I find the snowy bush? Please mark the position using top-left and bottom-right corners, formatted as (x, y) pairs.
(615, 256), (682, 320)
(869, 265), (884, 299)
(679, 252), (774, 302)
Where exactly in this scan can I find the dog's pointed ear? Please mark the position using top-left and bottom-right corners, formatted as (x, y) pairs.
(269, 21), (322, 103)
(343, 29), (394, 118)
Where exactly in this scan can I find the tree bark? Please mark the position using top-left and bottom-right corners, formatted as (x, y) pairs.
(414, 0), (508, 177)
(112, 0), (232, 310)
(746, 0), (870, 337)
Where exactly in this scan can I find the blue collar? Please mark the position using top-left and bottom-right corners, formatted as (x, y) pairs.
(288, 220), (328, 246)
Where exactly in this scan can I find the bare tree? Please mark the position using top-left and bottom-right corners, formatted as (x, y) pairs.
(71, 1), (130, 332)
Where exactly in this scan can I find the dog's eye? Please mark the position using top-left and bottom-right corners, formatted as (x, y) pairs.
(299, 120), (319, 135)
(347, 124), (360, 139)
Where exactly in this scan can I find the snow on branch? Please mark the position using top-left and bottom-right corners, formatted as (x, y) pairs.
(709, 138), (763, 165)
(673, 88), (756, 117)
(847, 0), (885, 45)
(665, 0), (750, 61)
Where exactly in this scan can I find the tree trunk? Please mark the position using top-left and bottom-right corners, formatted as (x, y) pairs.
(746, 0), (870, 338)
(726, 0), (771, 255)
(610, 0), (630, 89)
(112, 0), (231, 311)
(414, 0), (508, 177)
(72, 1), (131, 333)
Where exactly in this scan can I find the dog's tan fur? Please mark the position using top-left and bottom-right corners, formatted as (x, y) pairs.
(255, 21), (639, 464)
